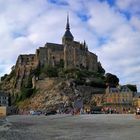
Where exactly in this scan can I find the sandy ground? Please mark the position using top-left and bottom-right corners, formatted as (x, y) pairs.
(0, 114), (140, 140)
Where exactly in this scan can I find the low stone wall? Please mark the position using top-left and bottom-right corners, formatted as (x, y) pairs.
(0, 106), (7, 116)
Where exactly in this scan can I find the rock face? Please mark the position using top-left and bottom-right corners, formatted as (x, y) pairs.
(17, 78), (105, 111)
(0, 66), (105, 111)
(0, 54), (38, 93)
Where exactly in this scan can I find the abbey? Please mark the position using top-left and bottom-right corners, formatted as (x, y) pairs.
(15, 15), (99, 89)
(35, 16), (98, 71)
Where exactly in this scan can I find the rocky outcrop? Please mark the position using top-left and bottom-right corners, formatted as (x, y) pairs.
(0, 54), (38, 94)
(17, 78), (105, 111)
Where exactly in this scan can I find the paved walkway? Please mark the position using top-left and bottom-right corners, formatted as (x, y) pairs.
(0, 114), (140, 140)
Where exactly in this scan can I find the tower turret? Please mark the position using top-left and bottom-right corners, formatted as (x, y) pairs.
(62, 14), (74, 45)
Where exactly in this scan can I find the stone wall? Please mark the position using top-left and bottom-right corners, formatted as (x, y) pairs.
(87, 52), (98, 71)
(28, 39), (99, 72)
(14, 54), (38, 89)
(64, 44), (75, 69)
(74, 47), (87, 68)
(47, 49), (64, 66)
(36, 47), (47, 66)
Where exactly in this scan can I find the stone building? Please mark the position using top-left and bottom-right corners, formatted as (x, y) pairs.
(105, 85), (133, 105)
(16, 15), (98, 70)
(133, 92), (140, 108)
(0, 91), (9, 106)
(36, 15), (98, 70)
(104, 85), (134, 113)
(14, 15), (99, 89)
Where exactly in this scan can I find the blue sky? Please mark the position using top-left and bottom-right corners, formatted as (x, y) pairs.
(0, 0), (140, 90)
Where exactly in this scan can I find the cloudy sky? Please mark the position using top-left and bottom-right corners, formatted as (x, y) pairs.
(0, 0), (140, 90)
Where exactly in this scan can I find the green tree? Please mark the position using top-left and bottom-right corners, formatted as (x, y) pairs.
(126, 84), (137, 92)
(42, 64), (58, 77)
(19, 88), (33, 101)
(105, 73), (119, 87)
(98, 62), (105, 75)
(1, 74), (8, 81)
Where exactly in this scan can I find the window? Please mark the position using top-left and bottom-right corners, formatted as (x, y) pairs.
(3, 97), (6, 99)
(2, 101), (6, 104)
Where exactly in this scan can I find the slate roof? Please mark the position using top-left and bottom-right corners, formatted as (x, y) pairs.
(63, 30), (74, 40)
(45, 43), (64, 51)
(134, 92), (140, 98)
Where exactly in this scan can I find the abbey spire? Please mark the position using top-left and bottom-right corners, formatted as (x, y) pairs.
(62, 13), (74, 45)
(66, 14), (70, 30)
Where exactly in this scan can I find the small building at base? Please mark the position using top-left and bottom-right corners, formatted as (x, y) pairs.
(0, 106), (7, 116)
(133, 92), (140, 108)
(104, 85), (134, 113)
(0, 91), (9, 106)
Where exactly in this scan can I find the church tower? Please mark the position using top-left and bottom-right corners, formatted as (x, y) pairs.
(63, 14), (75, 69)
(62, 14), (74, 45)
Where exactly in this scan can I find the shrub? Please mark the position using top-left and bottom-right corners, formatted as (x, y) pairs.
(41, 64), (58, 77)
(105, 73), (119, 87)
(1, 74), (8, 81)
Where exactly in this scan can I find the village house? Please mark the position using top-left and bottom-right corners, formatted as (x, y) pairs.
(133, 92), (140, 108)
(104, 85), (134, 113)
(0, 91), (9, 106)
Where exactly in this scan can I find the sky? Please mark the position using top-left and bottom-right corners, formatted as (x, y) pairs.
(0, 0), (140, 90)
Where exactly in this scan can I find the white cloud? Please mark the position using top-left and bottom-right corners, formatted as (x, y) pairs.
(130, 16), (140, 31)
(88, 1), (126, 36)
(116, 0), (140, 15)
